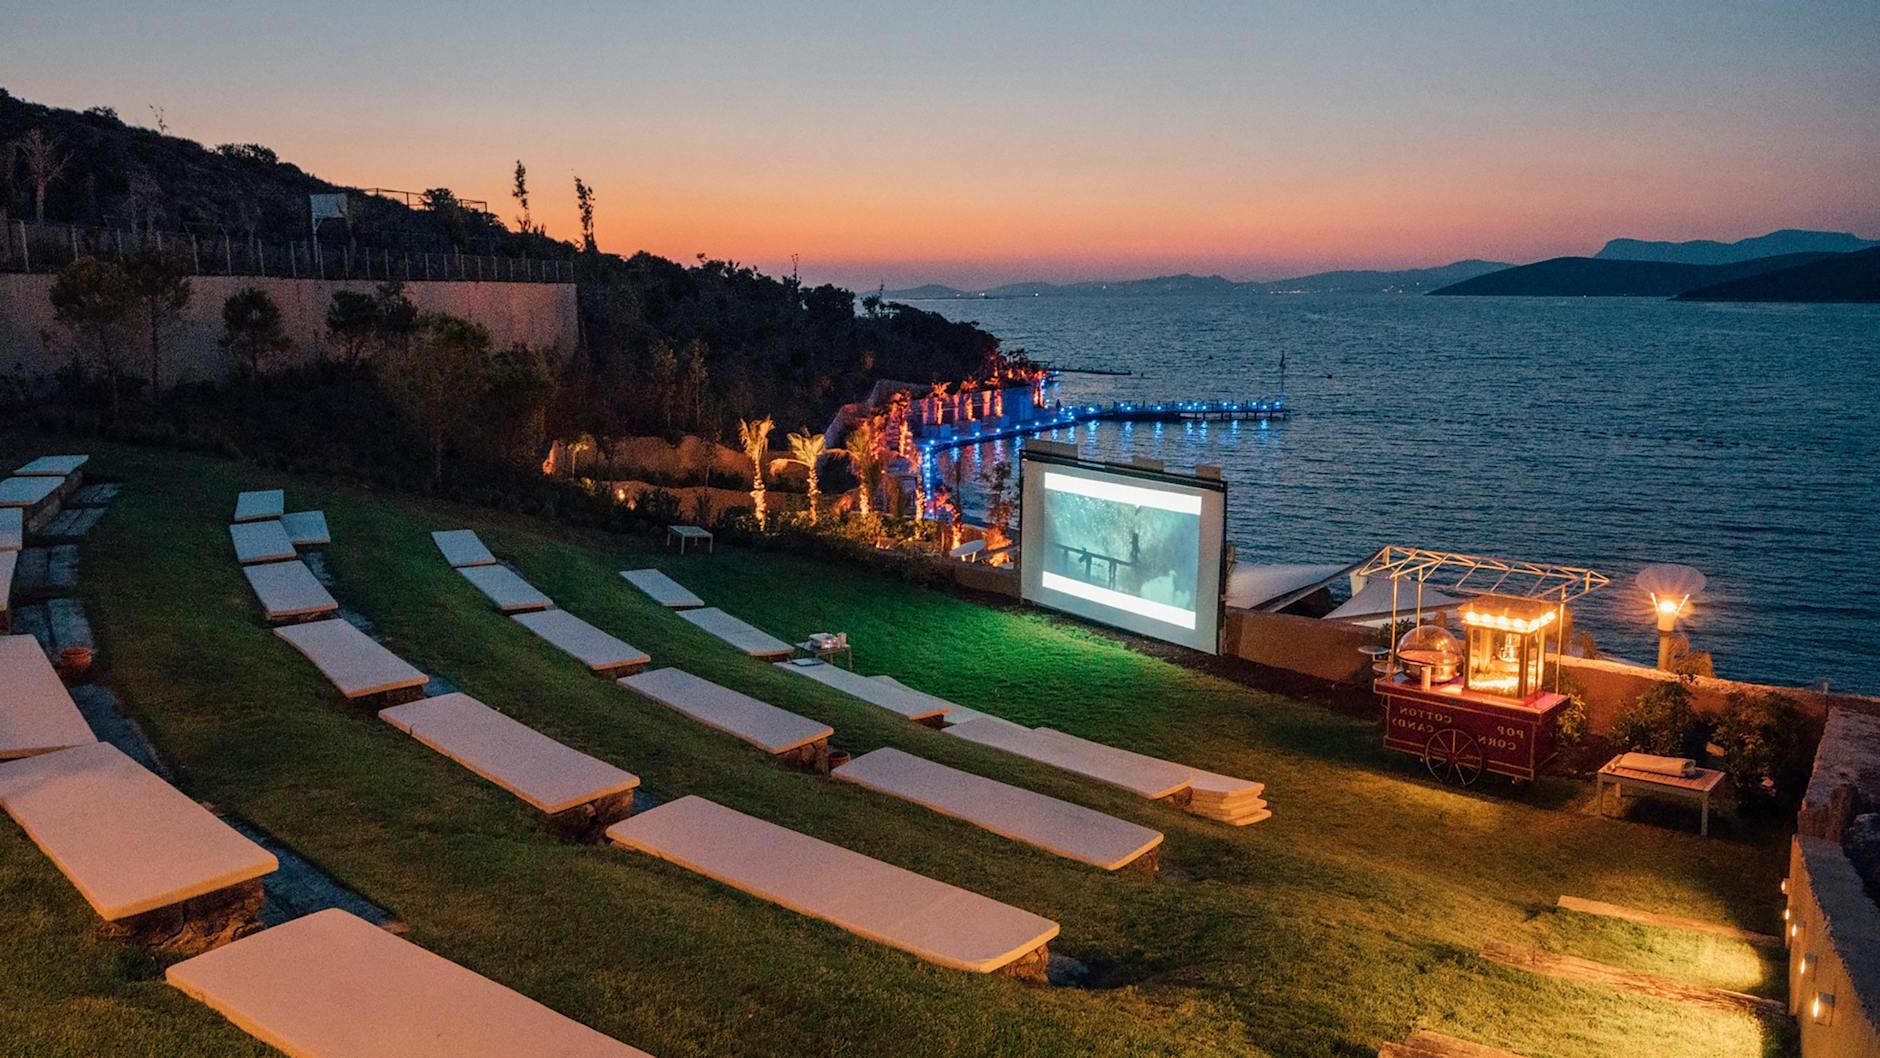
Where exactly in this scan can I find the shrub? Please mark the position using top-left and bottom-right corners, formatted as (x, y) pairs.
(1714, 690), (1809, 806)
(1611, 680), (1702, 757)
(1553, 670), (1590, 746)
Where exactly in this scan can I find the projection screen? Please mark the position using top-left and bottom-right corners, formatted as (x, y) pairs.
(1019, 447), (1226, 653)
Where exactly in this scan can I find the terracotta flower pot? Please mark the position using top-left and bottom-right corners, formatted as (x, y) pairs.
(59, 646), (93, 679)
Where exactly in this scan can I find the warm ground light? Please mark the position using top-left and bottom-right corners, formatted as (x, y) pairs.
(0, 435), (1795, 1058)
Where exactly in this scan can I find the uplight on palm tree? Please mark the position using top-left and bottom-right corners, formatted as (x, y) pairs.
(786, 428), (828, 525)
(738, 416), (774, 530)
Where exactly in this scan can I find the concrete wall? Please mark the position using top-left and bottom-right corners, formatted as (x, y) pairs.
(1799, 710), (1880, 841)
(1788, 836), (1880, 1058)
(0, 273), (578, 385)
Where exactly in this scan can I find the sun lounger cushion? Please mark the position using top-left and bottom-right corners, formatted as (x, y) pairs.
(0, 476), (61, 508)
(777, 661), (949, 722)
(243, 560), (339, 622)
(677, 607), (792, 658)
(167, 909), (654, 1058)
(1, 508), (21, 552)
(512, 609), (649, 672)
(274, 619), (427, 699)
(834, 748), (1163, 870)
(380, 693), (639, 815)
(0, 635), (96, 760)
(945, 718), (1193, 800)
(279, 510), (331, 547)
(14, 455), (87, 477)
(233, 489), (284, 523)
(609, 796), (1058, 973)
(619, 569), (703, 609)
(458, 564), (552, 613)
(230, 520), (297, 565)
(0, 742), (276, 920)
(619, 668), (830, 755)
(432, 529), (496, 568)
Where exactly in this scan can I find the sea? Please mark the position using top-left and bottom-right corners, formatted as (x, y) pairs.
(917, 293), (1880, 694)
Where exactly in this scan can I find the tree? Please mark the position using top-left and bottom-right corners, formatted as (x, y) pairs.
(844, 418), (883, 516)
(511, 160), (532, 234)
(16, 128), (70, 222)
(738, 416), (774, 529)
(421, 188), (467, 249)
(573, 176), (596, 252)
(123, 249), (192, 401)
(325, 289), (381, 371)
(786, 429), (828, 525)
(220, 287), (291, 378)
(48, 257), (134, 420)
(386, 313), (497, 486)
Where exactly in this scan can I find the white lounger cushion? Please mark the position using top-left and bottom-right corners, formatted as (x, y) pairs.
(619, 568), (703, 609)
(869, 676), (979, 722)
(619, 667), (830, 755)
(835, 748), (1163, 870)
(279, 510), (331, 547)
(0, 476), (61, 508)
(0, 742), (276, 920)
(778, 662), (949, 722)
(230, 520), (297, 565)
(1, 507), (21, 551)
(14, 455), (88, 477)
(512, 609), (650, 672)
(243, 560), (339, 622)
(1029, 728), (1266, 801)
(432, 529), (497, 567)
(0, 635), (96, 760)
(609, 796), (1058, 973)
(233, 489), (284, 523)
(167, 909), (654, 1058)
(380, 693), (639, 815)
(678, 607), (792, 658)
(275, 619), (428, 698)
(458, 564), (552, 613)
(945, 718), (1193, 800)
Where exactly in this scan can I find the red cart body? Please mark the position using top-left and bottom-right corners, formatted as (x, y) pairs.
(1376, 675), (1565, 782)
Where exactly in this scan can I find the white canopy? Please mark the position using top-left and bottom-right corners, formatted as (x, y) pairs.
(1323, 577), (1464, 625)
(1225, 562), (1356, 611)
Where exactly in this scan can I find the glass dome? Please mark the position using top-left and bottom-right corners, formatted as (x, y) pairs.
(1397, 623), (1460, 660)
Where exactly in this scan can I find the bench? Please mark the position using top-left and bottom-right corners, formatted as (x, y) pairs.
(869, 675), (982, 724)
(608, 796), (1058, 976)
(457, 564), (552, 614)
(618, 667), (831, 768)
(1, 507), (21, 552)
(1597, 754), (1726, 836)
(666, 524), (713, 554)
(777, 660), (950, 724)
(512, 608), (650, 677)
(381, 693), (640, 837)
(14, 455), (88, 478)
(834, 748), (1163, 871)
(242, 560), (340, 624)
(0, 475), (63, 531)
(677, 607), (793, 659)
(232, 489), (284, 524)
(0, 742), (276, 952)
(0, 634), (97, 759)
(431, 529), (497, 568)
(945, 717), (1193, 800)
(0, 550), (13, 633)
(274, 618), (428, 706)
(167, 908), (656, 1058)
(229, 520), (297, 565)
(1028, 728), (1268, 825)
(619, 568), (703, 609)
(279, 510), (331, 547)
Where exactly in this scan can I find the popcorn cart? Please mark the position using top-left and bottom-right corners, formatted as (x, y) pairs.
(1359, 548), (1608, 787)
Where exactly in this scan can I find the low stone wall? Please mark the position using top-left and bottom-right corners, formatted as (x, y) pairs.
(1800, 710), (1880, 842)
(1788, 836), (1880, 1058)
(0, 273), (578, 386)
(1221, 608), (1373, 684)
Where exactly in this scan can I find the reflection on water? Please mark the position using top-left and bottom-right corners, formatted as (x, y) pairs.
(922, 293), (1880, 692)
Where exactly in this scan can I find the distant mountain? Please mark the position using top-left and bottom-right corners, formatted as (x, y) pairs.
(1428, 252), (1839, 297)
(1676, 247), (1880, 303)
(1595, 229), (1877, 266)
(1248, 259), (1508, 294)
(881, 284), (972, 300)
(883, 261), (1510, 300)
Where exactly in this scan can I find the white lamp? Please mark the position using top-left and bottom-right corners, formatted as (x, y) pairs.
(1636, 564), (1706, 671)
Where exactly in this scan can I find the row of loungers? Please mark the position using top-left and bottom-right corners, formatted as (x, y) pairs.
(434, 529), (650, 675)
(230, 489), (338, 624)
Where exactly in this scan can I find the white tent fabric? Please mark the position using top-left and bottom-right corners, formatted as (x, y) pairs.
(1323, 578), (1464, 624)
(1224, 562), (1354, 611)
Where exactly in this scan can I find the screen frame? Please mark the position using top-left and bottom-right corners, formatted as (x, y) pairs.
(1018, 447), (1227, 654)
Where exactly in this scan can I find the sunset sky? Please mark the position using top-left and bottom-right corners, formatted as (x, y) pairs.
(8, 1), (1878, 289)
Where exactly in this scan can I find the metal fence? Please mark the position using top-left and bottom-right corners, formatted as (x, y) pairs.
(0, 219), (575, 284)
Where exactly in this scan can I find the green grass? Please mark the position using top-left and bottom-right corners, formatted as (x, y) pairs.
(0, 435), (1797, 1058)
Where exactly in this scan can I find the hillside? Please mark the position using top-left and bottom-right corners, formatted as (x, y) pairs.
(1427, 252), (1839, 297)
(1677, 247), (1880, 302)
(1595, 228), (1877, 265)
(1249, 259), (1508, 294)
(884, 260), (1511, 300)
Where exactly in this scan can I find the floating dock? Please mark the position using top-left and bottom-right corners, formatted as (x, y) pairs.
(916, 397), (1288, 451)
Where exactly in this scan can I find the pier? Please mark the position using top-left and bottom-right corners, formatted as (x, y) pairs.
(915, 396), (1288, 452)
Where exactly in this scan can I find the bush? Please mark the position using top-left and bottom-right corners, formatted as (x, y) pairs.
(1714, 690), (1809, 806)
(1553, 670), (1590, 746)
(1611, 680), (1703, 757)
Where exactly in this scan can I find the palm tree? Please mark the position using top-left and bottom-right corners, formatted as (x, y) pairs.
(786, 428), (828, 525)
(738, 416), (774, 529)
(845, 418), (883, 517)
(928, 381), (951, 425)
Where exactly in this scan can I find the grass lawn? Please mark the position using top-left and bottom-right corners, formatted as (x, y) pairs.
(0, 435), (1797, 1058)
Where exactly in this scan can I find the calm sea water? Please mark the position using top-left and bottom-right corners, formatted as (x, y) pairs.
(919, 293), (1880, 693)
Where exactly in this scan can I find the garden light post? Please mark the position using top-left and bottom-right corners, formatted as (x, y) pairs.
(1636, 564), (1706, 672)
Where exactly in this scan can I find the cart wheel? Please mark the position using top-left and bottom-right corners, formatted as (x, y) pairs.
(1424, 728), (1483, 787)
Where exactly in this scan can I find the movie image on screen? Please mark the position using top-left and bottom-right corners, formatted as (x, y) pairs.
(1019, 451), (1226, 653)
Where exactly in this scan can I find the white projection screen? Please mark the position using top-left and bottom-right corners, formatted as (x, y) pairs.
(1019, 448), (1227, 653)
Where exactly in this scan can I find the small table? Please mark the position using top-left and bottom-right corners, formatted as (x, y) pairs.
(667, 525), (714, 555)
(795, 640), (853, 670)
(1360, 644), (1396, 679)
(1597, 755), (1726, 836)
